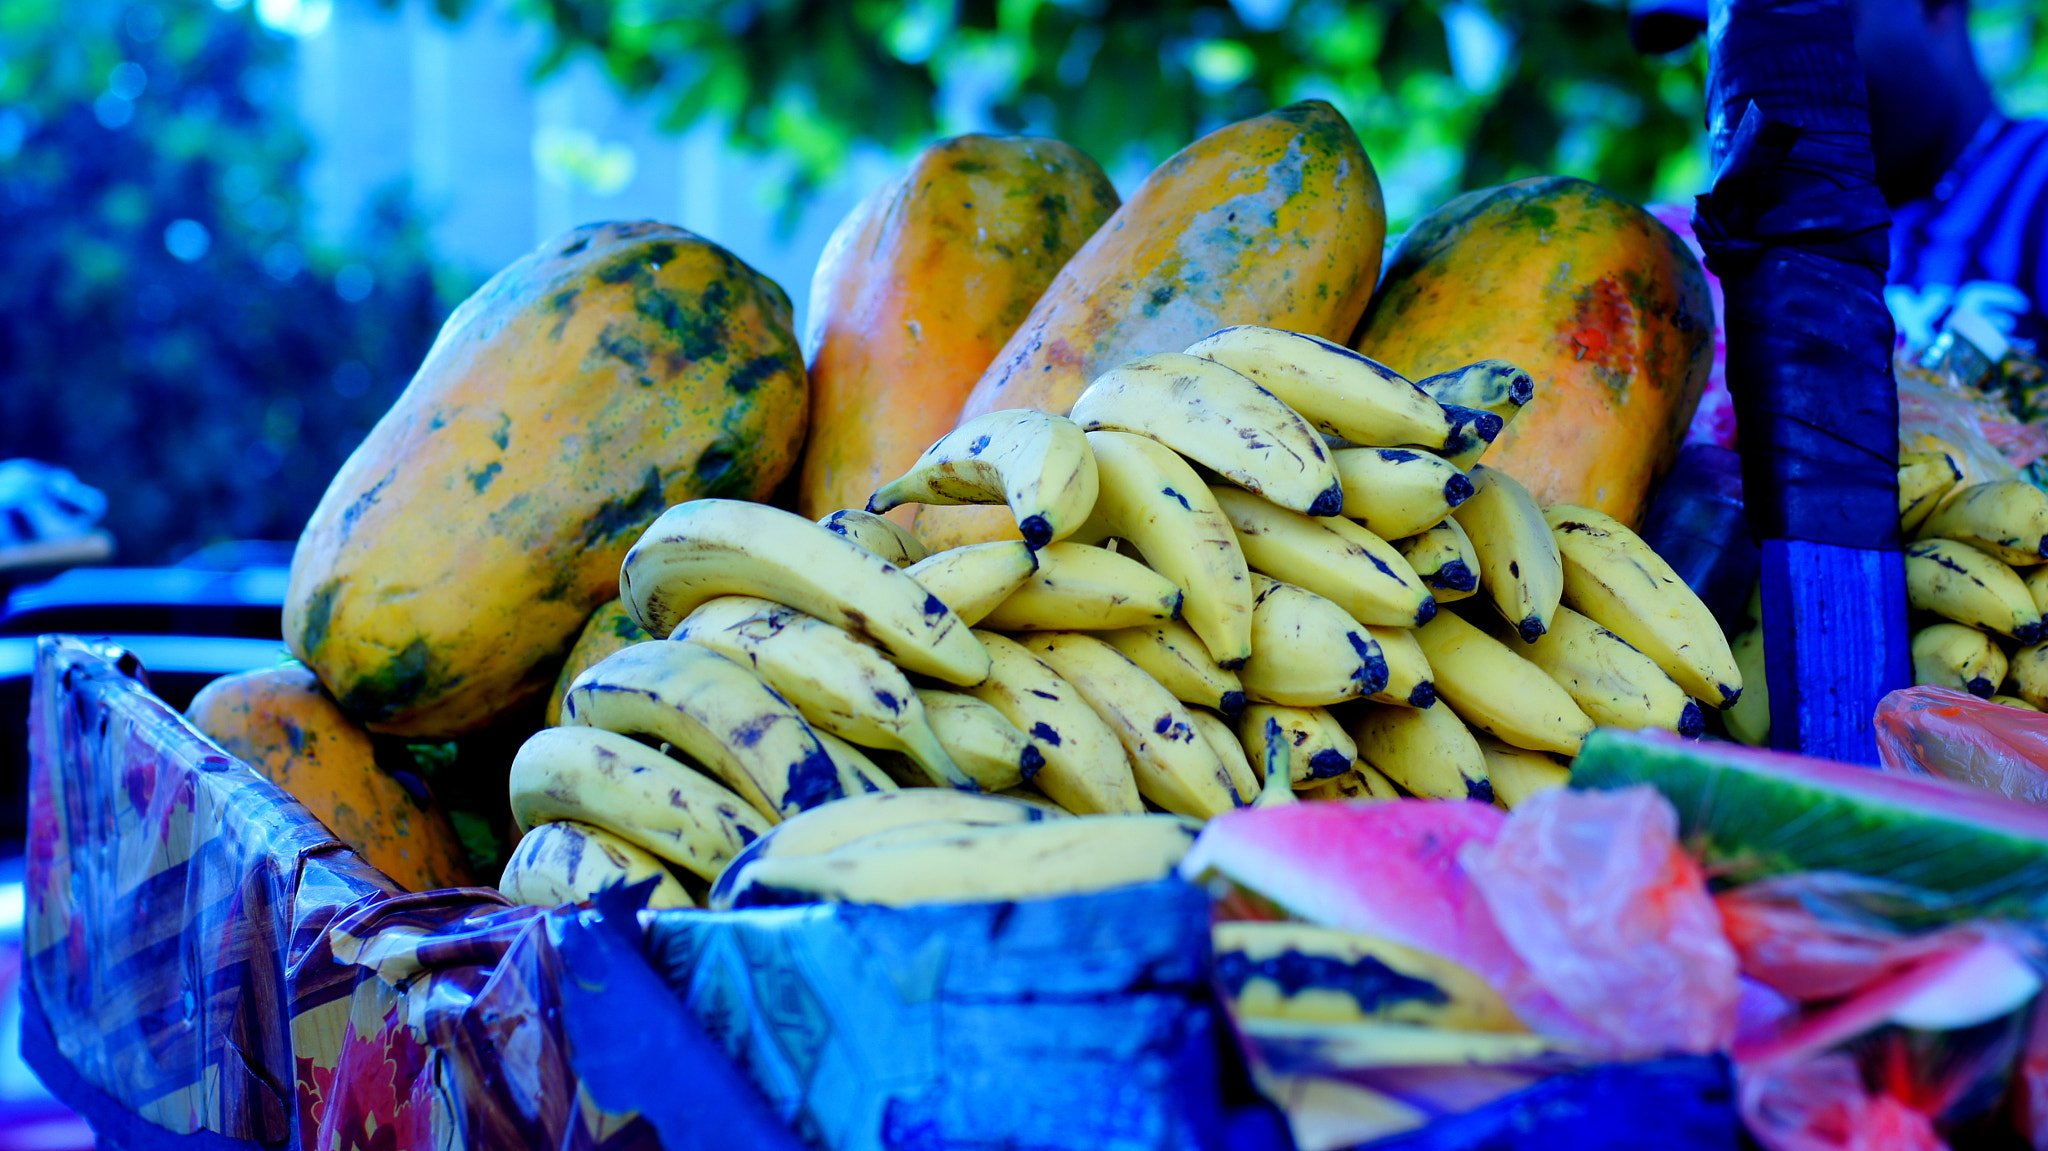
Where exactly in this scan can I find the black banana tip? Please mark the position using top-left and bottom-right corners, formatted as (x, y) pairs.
(1445, 404), (1503, 444)
(1434, 561), (1477, 592)
(2018, 621), (2046, 646)
(1408, 682), (1437, 708)
(1219, 690), (1248, 718)
(863, 497), (883, 514)
(1465, 777), (1497, 804)
(1310, 750), (1351, 779)
(1444, 473), (1475, 507)
(1415, 598), (1438, 626)
(1678, 700), (1705, 738)
(1518, 617), (1547, 644)
(1967, 677), (1995, 699)
(1718, 683), (1743, 708)
(1308, 485), (1345, 518)
(1507, 369), (1535, 406)
(1019, 744), (1046, 780)
(1019, 515), (1053, 550)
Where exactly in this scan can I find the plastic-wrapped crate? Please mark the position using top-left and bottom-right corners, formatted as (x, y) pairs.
(19, 635), (1247, 1150)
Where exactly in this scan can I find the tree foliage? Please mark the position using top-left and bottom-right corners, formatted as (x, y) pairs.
(0, 0), (453, 564)
(482, 0), (1711, 225)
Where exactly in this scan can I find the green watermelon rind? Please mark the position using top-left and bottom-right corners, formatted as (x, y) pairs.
(1571, 729), (2048, 919)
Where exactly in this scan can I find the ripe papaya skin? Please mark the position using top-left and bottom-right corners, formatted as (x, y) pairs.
(917, 100), (1387, 550)
(1352, 177), (1713, 528)
(285, 222), (806, 737)
(186, 665), (474, 892)
(544, 597), (651, 726)
(798, 134), (1119, 525)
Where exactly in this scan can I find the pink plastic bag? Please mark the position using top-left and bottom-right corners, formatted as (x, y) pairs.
(1875, 686), (2048, 806)
(1460, 785), (1741, 1060)
(1741, 1053), (1947, 1151)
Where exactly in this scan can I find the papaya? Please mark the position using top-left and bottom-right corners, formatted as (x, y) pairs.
(186, 665), (474, 892)
(799, 135), (1119, 523)
(544, 598), (652, 725)
(1352, 177), (1713, 527)
(917, 100), (1387, 549)
(285, 222), (806, 737)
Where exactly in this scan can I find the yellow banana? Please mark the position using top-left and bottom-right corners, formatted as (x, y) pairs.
(1214, 920), (1525, 1031)
(1416, 362), (1532, 469)
(1100, 618), (1247, 716)
(867, 408), (1099, 549)
(1898, 450), (1965, 536)
(715, 788), (1060, 871)
(1393, 518), (1480, 603)
(674, 595), (965, 788)
(1020, 632), (1247, 818)
(1070, 351), (1343, 516)
(498, 820), (697, 910)
(1238, 703), (1357, 785)
(813, 729), (901, 795)
(1240, 575), (1390, 707)
(1071, 430), (1254, 666)
(1295, 761), (1402, 801)
(1328, 447), (1474, 541)
(718, 814), (1199, 909)
(507, 725), (771, 880)
(1905, 538), (2045, 644)
(915, 687), (1044, 793)
(1344, 700), (1493, 802)
(1415, 360), (1535, 420)
(1415, 611), (1593, 757)
(967, 631), (1142, 815)
(1251, 720), (1300, 808)
(1547, 503), (1744, 706)
(620, 499), (990, 686)
(1724, 626), (1770, 747)
(1911, 623), (2009, 699)
(2009, 640), (2048, 709)
(1993, 695), (2042, 711)
(1919, 478), (2048, 565)
(903, 541), (1040, 626)
(817, 508), (930, 566)
(1212, 485), (1434, 629)
(562, 640), (856, 819)
(2027, 564), (2048, 616)
(1453, 466), (1562, 642)
(1182, 325), (1499, 454)
(1474, 735), (1572, 810)
(1188, 707), (1260, 801)
(978, 542), (1183, 631)
(1365, 625), (1436, 709)
(1497, 605), (1703, 735)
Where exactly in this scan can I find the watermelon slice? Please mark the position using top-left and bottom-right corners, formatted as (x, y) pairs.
(1572, 729), (2048, 919)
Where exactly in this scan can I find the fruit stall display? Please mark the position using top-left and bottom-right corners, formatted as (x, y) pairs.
(23, 94), (2048, 1151)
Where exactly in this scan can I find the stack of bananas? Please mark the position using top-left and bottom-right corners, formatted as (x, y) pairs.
(499, 324), (1742, 911)
(1726, 445), (2048, 746)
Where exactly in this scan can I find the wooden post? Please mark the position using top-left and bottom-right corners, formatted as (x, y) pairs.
(1697, 0), (1911, 764)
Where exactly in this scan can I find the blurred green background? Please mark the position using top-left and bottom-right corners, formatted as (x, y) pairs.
(3, 0), (2044, 565)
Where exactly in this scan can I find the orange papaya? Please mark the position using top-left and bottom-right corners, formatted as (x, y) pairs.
(918, 101), (1386, 549)
(284, 222), (807, 737)
(186, 665), (474, 892)
(544, 598), (652, 725)
(1352, 177), (1713, 527)
(799, 135), (1119, 523)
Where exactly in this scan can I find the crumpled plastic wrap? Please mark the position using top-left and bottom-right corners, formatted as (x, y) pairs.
(1875, 685), (2048, 808)
(1461, 786), (1741, 1061)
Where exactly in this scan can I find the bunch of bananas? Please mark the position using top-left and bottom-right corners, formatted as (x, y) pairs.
(497, 324), (1742, 911)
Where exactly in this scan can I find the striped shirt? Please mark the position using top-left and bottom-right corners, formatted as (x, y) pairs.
(1888, 114), (2048, 355)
